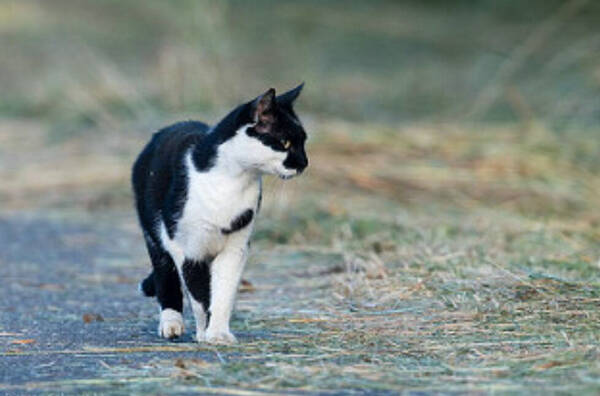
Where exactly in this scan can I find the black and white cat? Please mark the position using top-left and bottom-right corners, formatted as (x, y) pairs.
(132, 84), (308, 344)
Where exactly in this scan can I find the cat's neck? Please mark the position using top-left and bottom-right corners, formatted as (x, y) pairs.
(186, 152), (260, 204)
(189, 101), (261, 185)
(190, 128), (260, 184)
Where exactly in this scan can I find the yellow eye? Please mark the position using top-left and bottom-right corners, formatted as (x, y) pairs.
(282, 140), (291, 149)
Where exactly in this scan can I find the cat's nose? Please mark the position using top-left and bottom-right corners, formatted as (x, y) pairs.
(297, 157), (308, 173)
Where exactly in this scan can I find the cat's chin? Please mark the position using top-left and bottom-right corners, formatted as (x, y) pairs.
(276, 169), (298, 180)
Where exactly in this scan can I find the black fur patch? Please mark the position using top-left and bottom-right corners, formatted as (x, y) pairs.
(147, 245), (184, 313)
(257, 185), (263, 213)
(182, 257), (213, 316)
(140, 272), (156, 296)
(222, 209), (254, 235)
(246, 126), (288, 152)
(245, 106), (308, 174)
(132, 121), (208, 239)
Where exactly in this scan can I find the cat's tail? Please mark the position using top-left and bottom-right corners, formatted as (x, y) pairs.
(139, 271), (156, 297)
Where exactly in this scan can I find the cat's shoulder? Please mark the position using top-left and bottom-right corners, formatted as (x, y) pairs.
(157, 120), (211, 136)
(143, 120), (210, 159)
(152, 120), (210, 145)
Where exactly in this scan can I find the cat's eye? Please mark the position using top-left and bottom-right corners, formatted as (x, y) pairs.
(281, 140), (291, 149)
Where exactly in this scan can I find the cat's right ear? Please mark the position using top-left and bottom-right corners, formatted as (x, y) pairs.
(252, 88), (276, 133)
(277, 82), (304, 106)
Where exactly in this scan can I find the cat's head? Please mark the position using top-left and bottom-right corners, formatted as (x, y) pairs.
(239, 84), (308, 179)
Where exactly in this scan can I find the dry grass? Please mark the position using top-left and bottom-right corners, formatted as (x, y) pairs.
(143, 204), (598, 392)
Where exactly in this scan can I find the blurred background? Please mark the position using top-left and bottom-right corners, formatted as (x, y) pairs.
(1, 0), (599, 216)
(2, 1), (600, 391)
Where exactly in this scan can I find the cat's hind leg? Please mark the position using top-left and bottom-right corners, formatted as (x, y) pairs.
(139, 271), (156, 296)
(147, 243), (185, 339)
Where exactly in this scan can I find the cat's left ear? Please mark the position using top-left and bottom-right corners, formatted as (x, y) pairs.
(277, 82), (304, 106)
(252, 88), (276, 133)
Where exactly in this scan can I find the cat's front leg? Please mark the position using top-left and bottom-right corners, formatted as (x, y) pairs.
(205, 243), (248, 344)
(181, 258), (211, 342)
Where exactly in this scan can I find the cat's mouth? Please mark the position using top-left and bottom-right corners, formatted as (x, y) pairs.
(277, 169), (298, 180)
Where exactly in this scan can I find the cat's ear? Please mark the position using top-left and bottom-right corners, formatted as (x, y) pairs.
(252, 88), (276, 133)
(277, 82), (304, 106)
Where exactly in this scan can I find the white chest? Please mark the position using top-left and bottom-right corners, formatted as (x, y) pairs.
(174, 153), (260, 258)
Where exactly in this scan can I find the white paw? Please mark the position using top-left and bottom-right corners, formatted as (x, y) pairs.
(205, 329), (237, 344)
(158, 309), (184, 339)
(195, 328), (206, 343)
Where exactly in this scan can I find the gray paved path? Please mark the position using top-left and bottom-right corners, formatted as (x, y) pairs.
(0, 211), (221, 393)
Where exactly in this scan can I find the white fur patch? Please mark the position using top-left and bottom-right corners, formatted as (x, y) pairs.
(190, 299), (207, 342)
(158, 308), (184, 339)
(205, 328), (237, 345)
(220, 125), (291, 178)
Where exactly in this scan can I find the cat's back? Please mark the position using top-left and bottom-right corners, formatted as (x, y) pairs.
(147, 120), (210, 161)
(134, 120), (209, 173)
(132, 120), (210, 212)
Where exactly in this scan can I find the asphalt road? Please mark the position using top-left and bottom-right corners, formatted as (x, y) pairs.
(0, 211), (222, 393)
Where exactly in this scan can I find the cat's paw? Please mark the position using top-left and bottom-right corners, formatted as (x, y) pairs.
(158, 309), (184, 339)
(205, 329), (237, 344)
(194, 329), (206, 343)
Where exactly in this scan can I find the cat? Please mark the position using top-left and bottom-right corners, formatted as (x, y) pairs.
(132, 84), (308, 344)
